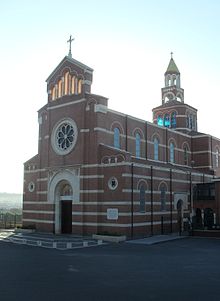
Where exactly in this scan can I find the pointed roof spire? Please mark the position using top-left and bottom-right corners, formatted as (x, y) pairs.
(165, 52), (180, 75)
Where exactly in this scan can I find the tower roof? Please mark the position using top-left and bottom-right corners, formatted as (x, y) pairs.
(165, 57), (180, 75)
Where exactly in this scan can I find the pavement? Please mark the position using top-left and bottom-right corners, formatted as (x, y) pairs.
(1, 236), (220, 301)
(127, 233), (188, 245)
(0, 230), (105, 250)
(0, 229), (188, 250)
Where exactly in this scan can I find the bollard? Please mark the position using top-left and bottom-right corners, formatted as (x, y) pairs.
(37, 241), (42, 246)
(66, 242), (72, 249)
(83, 241), (88, 247)
(53, 242), (57, 248)
(97, 240), (102, 245)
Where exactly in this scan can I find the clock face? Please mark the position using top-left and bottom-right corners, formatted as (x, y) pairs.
(51, 118), (78, 155)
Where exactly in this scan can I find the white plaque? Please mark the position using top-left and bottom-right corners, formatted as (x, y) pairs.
(107, 208), (118, 220)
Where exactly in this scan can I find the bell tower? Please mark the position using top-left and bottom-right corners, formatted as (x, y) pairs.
(152, 54), (198, 133)
(162, 53), (184, 104)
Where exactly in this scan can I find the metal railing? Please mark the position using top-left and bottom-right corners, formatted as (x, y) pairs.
(0, 213), (22, 229)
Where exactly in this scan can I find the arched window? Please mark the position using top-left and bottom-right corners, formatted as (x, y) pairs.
(64, 72), (69, 95)
(157, 115), (163, 126)
(52, 86), (56, 100)
(71, 76), (76, 94)
(114, 128), (120, 149)
(189, 115), (193, 129)
(55, 84), (58, 98)
(216, 150), (219, 168)
(154, 138), (159, 160)
(135, 133), (141, 158)
(170, 142), (175, 163)
(192, 115), (197, 131)
(139, 185), (145, 212)
(164, 114), (170, 128)
(186, 115), (189, 128)
(160, 184), (166, 211)
(78, 79), (82, 94)
(184, 146), (188, 165)
(58, 79), (62, 98)
(171, 112), (176, 128)
(61, 184), (72, 196)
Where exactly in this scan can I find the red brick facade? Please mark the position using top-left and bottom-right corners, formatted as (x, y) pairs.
(22, 54), (220, 237)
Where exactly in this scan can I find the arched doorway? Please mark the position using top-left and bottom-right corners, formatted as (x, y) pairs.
(60, 182), (73, 234)
(47, 169), (80, 234)
(177, 199), (183, 233)
(204, 208), (214, 229)
(195, 208), (202, 228)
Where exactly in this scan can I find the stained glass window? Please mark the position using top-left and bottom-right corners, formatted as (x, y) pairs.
(184, 147), (188, 165)
(78, 79), (82, 94)
(171, 112), (176, 128)
(164, 114), (170, 128)
(154, 138), (159, 160)
(114, 128), (120, 149)
(64, 72), (69, 95)
(139, 186), (145, 212)
(170, 143), (175, 163)
(135, 133), (141, 158)
(216, 150), (219, 168)
(71, 76), (76, 94)
(157, 115), (163, 126)
(160, 185), (166, 211)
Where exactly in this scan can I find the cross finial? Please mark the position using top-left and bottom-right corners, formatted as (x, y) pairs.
(171, 51), (173, 59)
(67, 35), (74, 58)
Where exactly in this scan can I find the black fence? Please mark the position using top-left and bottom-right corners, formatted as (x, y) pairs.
(0, 212), (22, 229)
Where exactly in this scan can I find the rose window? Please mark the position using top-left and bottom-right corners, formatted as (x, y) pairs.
(56, 123), (74, 150)
(51, 118), (78, 155)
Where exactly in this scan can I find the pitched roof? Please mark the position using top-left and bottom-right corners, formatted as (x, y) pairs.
(165, 58), (180, 75)
(46, 56), (93, 83)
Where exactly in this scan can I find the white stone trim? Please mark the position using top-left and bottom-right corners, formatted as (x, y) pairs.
(80, 190), (104, 193)
(47, 98), (86, 110)
(37, 178), (48, 182)
(71, 220), (178, 227)
(193, 150), (212, 154)
(23, 201), (50, 204)
(24, 168), (46, 174)
(83, 79), (92, 85)
(22, 219), (54, 224)
(94, 104), (108, 114)
(94, 127), (113, 135)
(80, 175), (104, 179)
(121, 173), (189, 184)
(193, 165), (212, 169)
(23, 210), (54, 214)
(80, 129), (90, 133)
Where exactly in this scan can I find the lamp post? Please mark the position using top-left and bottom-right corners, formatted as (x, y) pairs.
(190, 160), (195, 223)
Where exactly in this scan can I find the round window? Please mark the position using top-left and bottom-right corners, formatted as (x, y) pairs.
(51, 118), (78, 155)
(108, 177), (118, 190)
(28, 182), (35, 192)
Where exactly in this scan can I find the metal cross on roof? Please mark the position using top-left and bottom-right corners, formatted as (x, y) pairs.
(67, 35), (74, 58)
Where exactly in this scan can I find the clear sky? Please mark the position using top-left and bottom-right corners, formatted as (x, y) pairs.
(1, 0), (220, 193)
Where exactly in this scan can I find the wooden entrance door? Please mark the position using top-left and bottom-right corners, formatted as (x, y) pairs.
(61, 200), (72, 234)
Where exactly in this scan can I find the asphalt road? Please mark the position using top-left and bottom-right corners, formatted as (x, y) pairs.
(0, 237), (220, 301)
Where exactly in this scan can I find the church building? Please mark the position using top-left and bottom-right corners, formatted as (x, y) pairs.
(22, 39), (220, 237)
